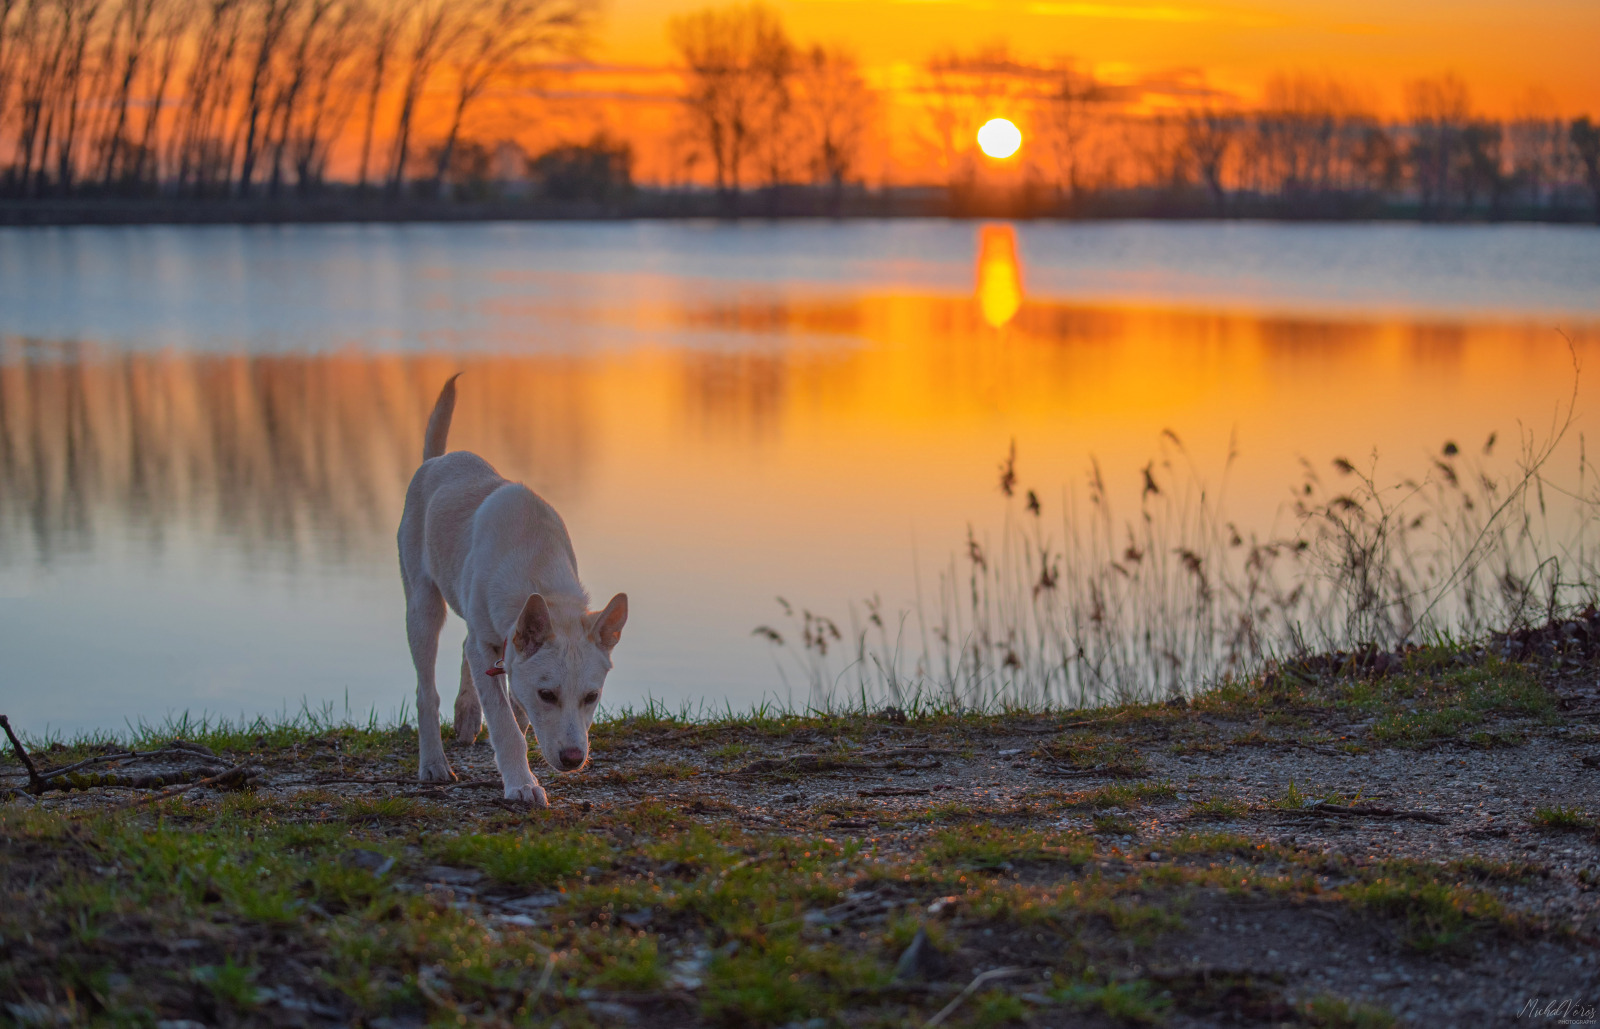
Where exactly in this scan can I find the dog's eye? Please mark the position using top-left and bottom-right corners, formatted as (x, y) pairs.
(537, 689), (559, 705)
(582, 692), (599, 706)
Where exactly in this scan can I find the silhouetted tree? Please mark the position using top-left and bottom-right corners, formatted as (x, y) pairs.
(1041, 66), (1099, 205)
(792, 42), (870, 210)
(1572, 117), (1600, 223)
(431, 0), (594, 199)
(1182, 106), (1236, 211)
(1406, 73), (1472, 217)
(386, 0), (458, 195)
(669, 2), (792, 201)
(353, 4), (396, 189)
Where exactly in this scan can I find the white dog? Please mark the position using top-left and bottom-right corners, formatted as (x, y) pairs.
(398, 375), (627, 805)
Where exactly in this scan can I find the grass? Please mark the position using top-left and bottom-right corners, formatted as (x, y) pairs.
(754, 419), (1599, 712)
(1339, 869), (1515, 954)
(1039, 734), (1150, 777)
(1532, 805), (1597, 831)
(432, 829), (610, 886)
(0, 683), (1585, 1028)
(1361, 661), (1558, 747)
(1187, 796), (1249, 820)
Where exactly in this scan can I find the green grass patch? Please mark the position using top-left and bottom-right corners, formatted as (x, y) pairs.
(1186, 797), (1249, 820)
(1039, 734), (1149, 777)
(1532, 805), (1596, 831)
(1340, 874), (1508, 953)
(924, 824), (1090, 870)
(433, 829), (611, 886)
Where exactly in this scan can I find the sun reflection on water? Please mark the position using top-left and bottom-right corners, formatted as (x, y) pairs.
(976, 223), (1024, 328)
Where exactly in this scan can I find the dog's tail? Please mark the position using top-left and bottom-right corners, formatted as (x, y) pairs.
(423, 374), (461, 461)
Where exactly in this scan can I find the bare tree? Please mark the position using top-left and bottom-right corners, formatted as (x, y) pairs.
(430, 0), (593, 198)
(386, 0), (457, 195)
(353, 2), (396, 189)
(1406, 73), (1472, 216)
(288, 0), (363, 190)
(97, 0), (159, 185)
(235, 0), (298, 194)
(172, 0), (245, 192)
(262, 0), (333, 194)
(1572, 117), (1600, 223)
(127, 0), (187, 185)
(1041, 65), (1099, 204)
(11, 0), (70, 192)
(669, 2), (792, 200)
(0, 0), (23, 144)
(1182, 105), (1235, 211)
(791, 42), (869, 208)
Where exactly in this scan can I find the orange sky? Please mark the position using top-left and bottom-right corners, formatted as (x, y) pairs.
(592, 0), (1600, 116)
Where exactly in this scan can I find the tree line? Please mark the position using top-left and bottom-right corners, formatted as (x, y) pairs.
(0, 0), (1596, 220)
(0, 0), (593, 198)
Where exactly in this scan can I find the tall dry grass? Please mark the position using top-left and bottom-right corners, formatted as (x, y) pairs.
(757, 381), (1599, 712)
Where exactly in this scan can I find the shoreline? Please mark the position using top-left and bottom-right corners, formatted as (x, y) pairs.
(3, 192), (1596, 228)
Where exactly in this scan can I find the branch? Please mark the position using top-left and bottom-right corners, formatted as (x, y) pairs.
(308, 776), (500, 787)
(0, 714), (44, 792)
(113, 763), (262, 810)
(924, 967), (1027, 1028)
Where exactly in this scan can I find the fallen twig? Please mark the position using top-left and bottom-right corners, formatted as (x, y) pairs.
(0, 714), (44, 792)
(37, 743), (222, 782)
(1300, 801), (1448, 824)
(858, 788), (932, 797)
(0, 719), (233, 797)
(924, 967), (1027, 1028)
(113, 764), (262, 810)
(308, 776), (501, 788)
(736, 753), (942, 775)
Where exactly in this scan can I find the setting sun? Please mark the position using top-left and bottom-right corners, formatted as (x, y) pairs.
(977, 118), (1023, 159)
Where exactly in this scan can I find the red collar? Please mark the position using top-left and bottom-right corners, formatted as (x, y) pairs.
(485, 660), (506, 677)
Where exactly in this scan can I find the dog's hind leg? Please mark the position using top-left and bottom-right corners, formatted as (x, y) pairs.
(453, 645), (484, 744)
(407, 582), (454, 782)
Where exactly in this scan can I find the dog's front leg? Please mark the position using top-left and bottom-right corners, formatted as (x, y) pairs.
(469, 644), (547, 807)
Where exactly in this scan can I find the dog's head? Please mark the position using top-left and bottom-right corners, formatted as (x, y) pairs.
(505, 591), (627, 773)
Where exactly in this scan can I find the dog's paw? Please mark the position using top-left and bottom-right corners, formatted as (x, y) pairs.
(504, 781), (549, 808)
(418, 758), (456, 783)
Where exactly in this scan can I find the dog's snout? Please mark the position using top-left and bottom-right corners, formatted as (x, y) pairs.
(557, 746), (586, 770)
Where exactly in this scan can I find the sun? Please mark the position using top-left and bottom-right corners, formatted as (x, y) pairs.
(977, 118), (1022, 159)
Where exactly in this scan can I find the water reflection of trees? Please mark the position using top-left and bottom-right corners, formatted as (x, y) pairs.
(3, 307), (1589, 569)
(0, 344), (592, 567)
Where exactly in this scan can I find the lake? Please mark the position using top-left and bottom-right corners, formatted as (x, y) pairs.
(1, 220), (1597, 735)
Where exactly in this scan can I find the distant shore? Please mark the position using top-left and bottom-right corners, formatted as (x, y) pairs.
(3, 187), (1597, 227)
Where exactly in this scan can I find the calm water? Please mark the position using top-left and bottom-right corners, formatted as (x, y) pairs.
(1, 221), (1597, 734)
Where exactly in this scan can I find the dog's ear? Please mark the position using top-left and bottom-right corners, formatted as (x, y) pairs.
(587, 593), (628, 651)
(513, 593), (553, 655)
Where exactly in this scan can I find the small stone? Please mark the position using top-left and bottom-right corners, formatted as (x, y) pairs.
(422, 865), (483, 885)
(893, 927), (947, 981)
(585, 1000), (639, 1023)
(344, 849), (396, 876)
(501, 893), (563, 913)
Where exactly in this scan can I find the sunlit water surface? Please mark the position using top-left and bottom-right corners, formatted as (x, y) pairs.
(1, 221), (1597, 733)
